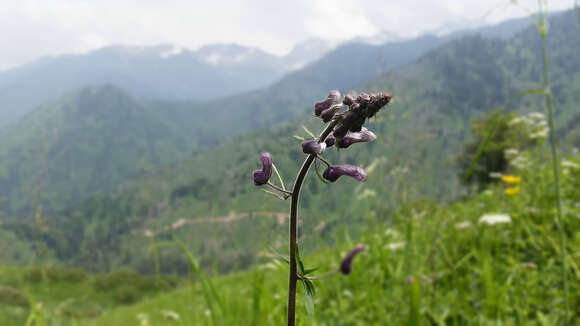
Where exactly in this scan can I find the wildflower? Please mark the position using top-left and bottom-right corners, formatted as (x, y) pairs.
(504, 148), (519, 159)
(501, 175), (521, 184)
(505, 186), (520, 195)
(562, 160), (580, 169)
(323, 165), (368, 182)
(314, 90), (341, 116)
(161, 310), (180, 321)
(488, 172), (503, 179)
(529, 128), (548, 139)
(301, 140), (326, 154)
(253, 152), (273, 185)
(454, 221), (472, 230)
(336, 127), (377, 148)
(387, 242), (405, 251)
(528, 112), (545, 120)
(339, 244), (366, 275)
(478, 213), (511, 225)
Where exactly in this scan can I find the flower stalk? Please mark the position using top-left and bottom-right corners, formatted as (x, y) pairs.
(537, 3), (569, 321)
(287, 120), (338, 326)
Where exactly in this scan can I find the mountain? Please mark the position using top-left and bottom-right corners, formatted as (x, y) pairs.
(1, 9), (577, 273)
(0, 85), (210, 216)
(0, 41), (333, 128)
(0, 13), (539, 129)
(0, 28), (460, 217)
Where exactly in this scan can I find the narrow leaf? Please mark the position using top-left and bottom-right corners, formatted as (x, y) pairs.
(302, 125), (315, 138)
(302, 280), (316, 324)
(293, 135), (306, 141)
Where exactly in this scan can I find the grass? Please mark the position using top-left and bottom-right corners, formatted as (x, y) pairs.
(81, 151), (579, 325)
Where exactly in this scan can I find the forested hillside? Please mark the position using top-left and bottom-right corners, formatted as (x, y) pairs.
(1, 10), (576, 274)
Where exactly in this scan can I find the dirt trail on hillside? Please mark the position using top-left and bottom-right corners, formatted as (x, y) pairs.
(142, 211), (288, 237)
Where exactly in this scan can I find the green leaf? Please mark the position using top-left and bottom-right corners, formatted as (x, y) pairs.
(302, 279), (316, 324)
(293, 135), (305, 141)
(302, 125), (315, 138)
(303, 267), (320, 275)
(295, 244), (306, 276)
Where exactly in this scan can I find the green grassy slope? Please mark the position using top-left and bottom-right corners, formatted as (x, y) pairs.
(85, 153), (580, 325)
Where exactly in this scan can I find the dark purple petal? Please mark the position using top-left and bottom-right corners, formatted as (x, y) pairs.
(340, 244), (366, 275)
(301, 140), (326, 155)
(324, 134), (335, 147)
(336, 127), (376, 148)
(322, 165), (367, 182)
(252, 152), (273, 185)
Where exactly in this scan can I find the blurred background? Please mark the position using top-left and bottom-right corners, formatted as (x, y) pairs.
(0, 0), (578, 325)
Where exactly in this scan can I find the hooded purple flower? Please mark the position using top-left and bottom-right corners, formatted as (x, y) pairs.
(314, 90), (341, 116)
(320, 104), (342, 123)
(322, 165), (367, 182)
(336, 127), (377, 148)
(324, 134), (336, 147)
(252, 152), (273, 185)
(340, 244), (366, 275)
(302, 140), (326, 155)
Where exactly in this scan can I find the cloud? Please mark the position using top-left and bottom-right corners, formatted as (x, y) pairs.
(0, 0), (575, 70)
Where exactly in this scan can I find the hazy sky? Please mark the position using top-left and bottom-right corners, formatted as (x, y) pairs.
(0, 0), (576, 70)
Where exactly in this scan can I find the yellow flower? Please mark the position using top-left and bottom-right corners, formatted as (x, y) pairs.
(501, 175), (521, 184)
(505, 186), (521, 196)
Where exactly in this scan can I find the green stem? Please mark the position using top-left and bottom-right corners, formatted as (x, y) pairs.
(287, 120), (338, 326)
(538, 4), (569, 322)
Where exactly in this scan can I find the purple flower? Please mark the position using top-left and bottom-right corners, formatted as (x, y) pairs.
(314, 90), (341, 116)
(340, 244), (366, 275)
(302, 140), (326, 155)
(322, 165), (367, 182)
(321, 104), (341, 123)
(252, 152), (273, 185)
(336, 127), (376, 148)
(324, 134), (335, 147)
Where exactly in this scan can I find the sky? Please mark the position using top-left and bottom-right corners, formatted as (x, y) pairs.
(0, 0), (576, 70)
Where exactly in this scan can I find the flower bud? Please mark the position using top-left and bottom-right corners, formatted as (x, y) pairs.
(314, 98), (333, 116)
(252, 152), (273, 185)
(324, 134), (335, 147)
(314, 90), (341, 117)
(332, 125), (349, 139)
(321, 104), (341, 123)
(343, 93), (356, 106)
(322, 165), (367, 182)
(301, 140), (326, 155)
(340, 244), (366, 275)
(336, 127), (376, 148)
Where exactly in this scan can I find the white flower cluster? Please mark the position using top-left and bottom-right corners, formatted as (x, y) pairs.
(479, 213), (512, 225)
(508, 112), (549, 140)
